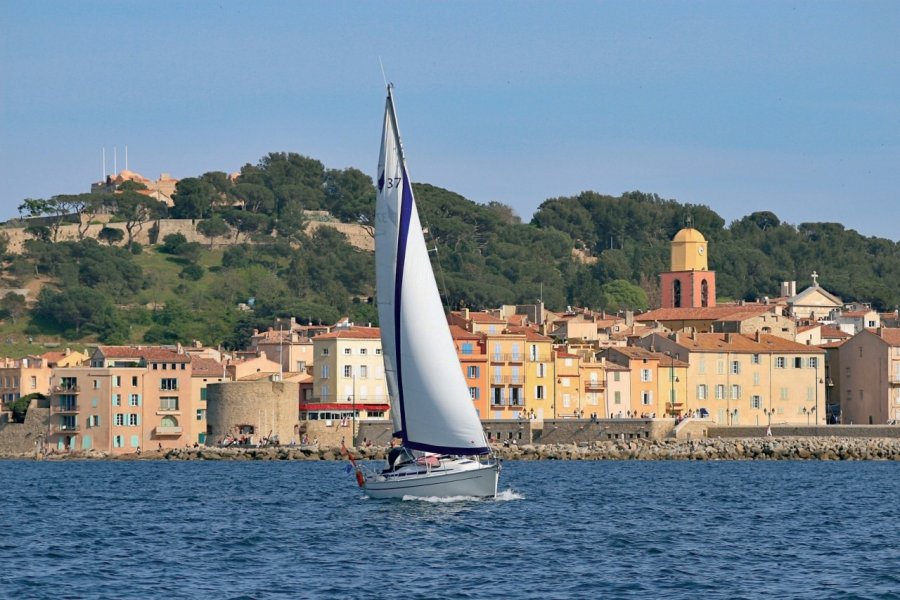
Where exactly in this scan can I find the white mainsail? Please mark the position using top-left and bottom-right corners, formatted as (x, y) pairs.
(374, 86), (489, 455)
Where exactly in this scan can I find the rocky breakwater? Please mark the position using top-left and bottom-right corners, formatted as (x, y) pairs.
(11, 437), (900, 461)
(492, 436), (900, 461)
(24, 445), (391, 462)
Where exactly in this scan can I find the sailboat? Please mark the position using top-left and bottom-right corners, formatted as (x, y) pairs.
(357, 85), (501, 499)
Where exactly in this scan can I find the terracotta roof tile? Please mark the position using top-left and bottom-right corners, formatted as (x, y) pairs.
(820, 326), (851, 339)
(505, 326), (553, 342)
(880, 328), (900, 346)
(449, 325), (481, 340)
(637, 306), (774, 323)
(190, 357), (225, 377)
(313, 326), (381, 340)
(96, 345), (190, 362)
(451, 310), (506, 324)
(670, 333), (824, 354)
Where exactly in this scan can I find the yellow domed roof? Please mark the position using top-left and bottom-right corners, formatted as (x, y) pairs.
(672, 228), (707, 243)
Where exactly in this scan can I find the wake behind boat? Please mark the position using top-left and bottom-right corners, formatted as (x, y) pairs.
(348, 85), (500, 499)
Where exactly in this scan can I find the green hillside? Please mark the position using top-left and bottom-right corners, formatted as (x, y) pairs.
(1, 151), (898, 358)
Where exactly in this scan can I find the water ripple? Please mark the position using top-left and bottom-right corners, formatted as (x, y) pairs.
(0, 460), (898, 598)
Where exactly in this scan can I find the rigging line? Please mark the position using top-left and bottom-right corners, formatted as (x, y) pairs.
(429, 242), (453, 315)
(417, 200), (454, 314)
(378, 57), (388, 88)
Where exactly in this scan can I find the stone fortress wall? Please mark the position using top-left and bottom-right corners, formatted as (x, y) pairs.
(0, 218), (373, 255)
(205, 380), (301, 446)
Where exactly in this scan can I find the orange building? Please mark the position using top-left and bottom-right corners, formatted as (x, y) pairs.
(450, 326), (489, 418)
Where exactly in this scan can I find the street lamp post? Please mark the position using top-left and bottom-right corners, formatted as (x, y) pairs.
(664, 351), (677, 418)
(764, 407), (775, 434)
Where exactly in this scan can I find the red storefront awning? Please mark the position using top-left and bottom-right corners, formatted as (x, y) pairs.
(300, 403), (390, 411)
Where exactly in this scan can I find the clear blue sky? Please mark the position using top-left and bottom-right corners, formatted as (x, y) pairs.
(2, 1), (898, 240)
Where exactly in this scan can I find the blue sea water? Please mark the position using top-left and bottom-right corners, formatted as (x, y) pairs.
(1, 459), (898, 599)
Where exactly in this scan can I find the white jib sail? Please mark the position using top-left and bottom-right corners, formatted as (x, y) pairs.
(374, 87), (489, 455)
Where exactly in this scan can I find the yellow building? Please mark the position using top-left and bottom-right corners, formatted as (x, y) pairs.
(554, 350), (582, 418)
(307, 326), (389, 422)
(579, 356), (607, 418)
(509, 326), (553, 421)
(642, 332), (826, 425)
(484, 330), (528, 419)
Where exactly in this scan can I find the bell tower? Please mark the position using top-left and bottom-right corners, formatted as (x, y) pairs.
(659, 227), (716, 308)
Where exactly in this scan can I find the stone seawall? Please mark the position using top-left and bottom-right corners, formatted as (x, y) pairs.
(9, 436), (900, 461)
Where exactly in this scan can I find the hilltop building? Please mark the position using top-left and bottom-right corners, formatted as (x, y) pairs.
(91, 169), (179, 206)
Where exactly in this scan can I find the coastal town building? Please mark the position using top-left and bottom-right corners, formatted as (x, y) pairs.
(835, 328), (900, 424)
(249, 327), (315, 374)
(449, 308), (508, 334)
(638, 332), (826, 426)
(46, 345), (202, 453)
(604, 361), (631, 418)
(306, 326), (389, 423)
(0, 349), (89, 408)
(450, 326), (489, 418)
(554, 350), (581, 418)
(784, 274), (843, 320)
(598, 347), (688, 418)
(831, 307), (880, 336)
(484, 329), (528, 419)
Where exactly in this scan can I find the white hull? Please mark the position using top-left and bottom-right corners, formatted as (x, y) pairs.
(364, 458), (500, 500)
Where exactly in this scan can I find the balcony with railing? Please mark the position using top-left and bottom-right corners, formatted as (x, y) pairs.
(491, 354), (524, 364)
(49, 403), (80, 414)
(526, 354), (551, 363)
(491, 376), (524, 385)
(51, 385), (80, 394)
(52, 424), (80, 433)
(584, 381), (605, 392)
(490, 398), (508, 407)
(155, 425), (183, 435)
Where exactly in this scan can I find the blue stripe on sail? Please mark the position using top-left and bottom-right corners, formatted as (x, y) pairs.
(406, 439), (490, 456)
(393, 164), (414, 444)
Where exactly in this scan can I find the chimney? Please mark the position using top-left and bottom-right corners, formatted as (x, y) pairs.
(755, 331), (761, 343)
(725, 333), (733, 344)
(464, 308), (470, 321)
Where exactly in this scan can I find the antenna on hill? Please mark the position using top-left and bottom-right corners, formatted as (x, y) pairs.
(114, 146), (118, 175)
(378, 57), (388, 88)
(102, 148), (106, 180)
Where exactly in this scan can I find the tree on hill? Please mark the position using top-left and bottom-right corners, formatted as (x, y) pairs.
(98, 226), (124, 246)
(0, 292), (27, 324)
(113, 191), (167, 246)
(171, 178), (216, 219)
(196, 215), (231, 248)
